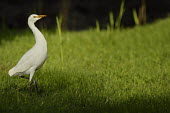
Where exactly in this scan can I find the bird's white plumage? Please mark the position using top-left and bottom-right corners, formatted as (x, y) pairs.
(8, 14), (47, 81)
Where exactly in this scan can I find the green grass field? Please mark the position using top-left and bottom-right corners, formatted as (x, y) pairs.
(0, 18), (170, 113)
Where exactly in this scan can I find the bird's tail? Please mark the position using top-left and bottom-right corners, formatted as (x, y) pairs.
(8, 68), (16, 76)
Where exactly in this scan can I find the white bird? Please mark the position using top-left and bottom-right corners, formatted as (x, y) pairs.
(8, 14), (47, 89)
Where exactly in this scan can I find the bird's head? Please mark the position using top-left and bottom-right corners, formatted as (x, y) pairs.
(28, 14), (47, 23)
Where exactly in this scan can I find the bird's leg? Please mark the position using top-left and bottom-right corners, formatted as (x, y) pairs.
(31, 78), (38, 91)
(29, 69), (39, 92)
(20, 76), (38, 92)
(20, 76), (33, 90)
(20, 76), (29, 80)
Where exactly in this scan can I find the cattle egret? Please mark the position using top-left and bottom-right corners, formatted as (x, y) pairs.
(8, 14), (47, 89)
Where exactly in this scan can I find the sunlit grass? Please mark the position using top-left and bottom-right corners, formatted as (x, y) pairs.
(0, 18), (170, 113)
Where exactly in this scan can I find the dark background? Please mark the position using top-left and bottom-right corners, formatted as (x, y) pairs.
(0, 0), (170, 30)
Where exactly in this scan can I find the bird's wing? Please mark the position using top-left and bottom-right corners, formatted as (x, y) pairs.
(17, 47), (35, 65)
(12, 60), (32, 73)
(13, 47), (36, 73)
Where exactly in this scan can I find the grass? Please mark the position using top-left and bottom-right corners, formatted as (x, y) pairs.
(109, 12), (114, 30)
(56, 17), (64, 69)
(133, 8), (139, 25)
(115, 0), (125, 29)
(0, 17), (170, 113)
(95, 20), (100, 32)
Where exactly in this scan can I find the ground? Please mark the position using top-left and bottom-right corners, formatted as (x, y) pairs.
(0, 18), (170, 113)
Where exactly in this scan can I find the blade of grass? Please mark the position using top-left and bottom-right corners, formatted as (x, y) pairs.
(133, 9), (139, 25)
(109, 12), (114, 30)
(115, 0), (125, 29)
(96, 20), (100, 32)
(56, 17), (64, 69)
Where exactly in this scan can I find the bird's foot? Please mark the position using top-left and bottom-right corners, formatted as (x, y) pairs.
(32, 79), (39, 92)
(27, 79), (39, 92)
(27, 81), (33, 91)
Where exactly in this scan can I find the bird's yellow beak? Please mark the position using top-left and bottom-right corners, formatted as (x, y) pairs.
(34, 15), (47, 18)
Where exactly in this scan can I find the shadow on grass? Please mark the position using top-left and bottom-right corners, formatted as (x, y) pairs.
(0, 28), (55, 45)
(0, 29), (16, 44)
(1, 70), (170, 113)
(0, 29), (30, 45)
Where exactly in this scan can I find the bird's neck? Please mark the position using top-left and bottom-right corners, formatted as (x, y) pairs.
(28, 22), (47, 46)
